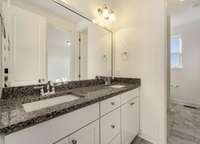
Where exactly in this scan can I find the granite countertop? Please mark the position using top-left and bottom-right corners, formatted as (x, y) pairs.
(0, 79), (140, 135)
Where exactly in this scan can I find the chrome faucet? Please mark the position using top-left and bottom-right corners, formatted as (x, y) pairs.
(96, 76), (112, 86)
(104, 77), (112, 86)
(34, 81), (55, 97)
(46, 81), (55, 95)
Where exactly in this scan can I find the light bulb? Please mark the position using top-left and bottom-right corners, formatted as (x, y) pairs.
(103, 6), (110, 20)
(92, 19), (97, 24)
(109, 12), (116, 21)
(66, 41), (71, 46)
(98, 8), (103, 16)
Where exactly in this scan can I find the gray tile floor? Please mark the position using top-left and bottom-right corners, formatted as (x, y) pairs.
(132, 102), (200, 144)
(168, 102), (200, 144)
(131, 136), (152, 144)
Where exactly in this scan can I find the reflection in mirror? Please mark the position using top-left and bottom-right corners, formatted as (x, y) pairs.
(47, 24), (73, 82)
(0, 0), (113, 87)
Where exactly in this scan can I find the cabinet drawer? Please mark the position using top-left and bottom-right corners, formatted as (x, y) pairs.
(101, 108), (120, 144)
(68, 120), (99, 144)
(100, 95), (120, 116)
(121, 88), (139, 105)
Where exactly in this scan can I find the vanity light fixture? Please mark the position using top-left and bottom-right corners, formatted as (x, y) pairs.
(98, 5), (116, 21)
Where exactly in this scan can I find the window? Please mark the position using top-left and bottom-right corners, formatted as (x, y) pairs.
(171, 36), (183, 69)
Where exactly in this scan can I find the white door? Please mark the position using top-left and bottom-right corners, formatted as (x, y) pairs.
(68, 120), (99, 144)
(8, 4), (46, 86)
(121, 98), (139, 144)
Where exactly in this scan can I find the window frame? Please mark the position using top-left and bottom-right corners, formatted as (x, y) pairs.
(170, 35), (183, 69)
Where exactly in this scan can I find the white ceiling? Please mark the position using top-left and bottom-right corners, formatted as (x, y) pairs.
(168, 0), (200, 15)
(168, 0), (200, 27)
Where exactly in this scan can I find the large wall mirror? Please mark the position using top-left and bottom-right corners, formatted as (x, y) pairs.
(0, 0), (113, 87)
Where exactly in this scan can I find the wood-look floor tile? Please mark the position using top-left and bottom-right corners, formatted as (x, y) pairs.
(168, 103), (200, 144)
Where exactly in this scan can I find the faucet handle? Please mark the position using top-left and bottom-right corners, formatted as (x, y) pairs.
(34, 86), (44, 96)
(47, 80), (54, 87)
(96, 76), (101, 79)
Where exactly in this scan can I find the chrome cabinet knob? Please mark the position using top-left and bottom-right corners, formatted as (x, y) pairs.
(111, 125), (116, 129)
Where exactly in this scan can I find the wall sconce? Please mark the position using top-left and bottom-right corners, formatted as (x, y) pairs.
(97, 5), (116, 22)
(121, 51), (128, 60)
(103, 54), (107, 62)
(66, 40), (71, 46)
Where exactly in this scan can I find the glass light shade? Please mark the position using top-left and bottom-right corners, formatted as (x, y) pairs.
(98, 8), (103, 16)
(102, 6), (110, 20)
(66, 41), (71, 46)
(109, 12), (116, 21)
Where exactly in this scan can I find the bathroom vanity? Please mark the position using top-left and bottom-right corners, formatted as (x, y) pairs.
(0, 78), (140, 144)
(0, 0), (140, 144)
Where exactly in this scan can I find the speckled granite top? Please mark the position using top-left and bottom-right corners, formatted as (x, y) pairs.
(0, 78), (140, 135)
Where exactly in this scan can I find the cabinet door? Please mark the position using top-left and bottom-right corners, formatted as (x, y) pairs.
(55, 138), (68, 144)
(109, 134), (121, 144)
(8, 4), (46, 86)
(101, 108), (120, 144)
(121, 98), (139, 144)
(68, 120), (99, 144)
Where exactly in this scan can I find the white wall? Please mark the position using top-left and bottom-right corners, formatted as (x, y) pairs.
(87, 23), (112, 78)
(171, 20), (200, 106)
(76, 21), (112, 79)
(112, 0), (167, 144)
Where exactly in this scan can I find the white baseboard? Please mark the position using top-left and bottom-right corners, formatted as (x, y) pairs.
(139, 131), (159, 144)
(170, 98), (200, 108)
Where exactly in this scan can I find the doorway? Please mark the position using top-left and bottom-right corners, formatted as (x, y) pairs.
(167, 1), (200, 143)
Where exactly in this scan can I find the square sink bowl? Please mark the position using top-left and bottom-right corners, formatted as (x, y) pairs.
(23, 95), (79, 112)
(109, 85), (125, 89)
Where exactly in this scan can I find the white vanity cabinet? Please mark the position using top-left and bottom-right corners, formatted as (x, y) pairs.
(1, 88), (140, 144)
(68, 120), (99, 144)
(121, 98), (139, 144)
(56, 120), (99, 144)
(100, 88), (139, 144)
(100, 108), (121, 144)
(3, 104), (99, 144)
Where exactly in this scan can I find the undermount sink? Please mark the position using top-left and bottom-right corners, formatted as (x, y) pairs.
(23, 95), (79, 112)
(109, 85), (125, 89)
